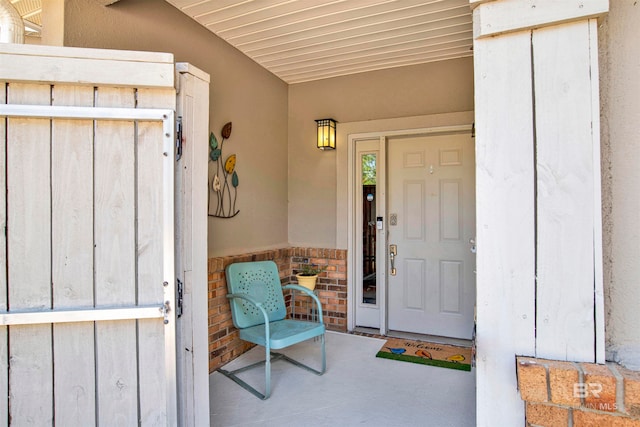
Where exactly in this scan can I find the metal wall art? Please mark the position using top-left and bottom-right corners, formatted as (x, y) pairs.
(209, 122), (240, 218)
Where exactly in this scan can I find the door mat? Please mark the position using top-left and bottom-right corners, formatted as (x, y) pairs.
(376, 337), (472, 372)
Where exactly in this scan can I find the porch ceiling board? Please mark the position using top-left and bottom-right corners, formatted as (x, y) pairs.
(165, 0), (473, 83)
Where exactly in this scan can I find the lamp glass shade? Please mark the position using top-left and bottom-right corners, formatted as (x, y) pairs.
(316, 118), (336, 150)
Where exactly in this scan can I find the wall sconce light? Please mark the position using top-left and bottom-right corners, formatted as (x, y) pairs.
(316, 118), (336, 150)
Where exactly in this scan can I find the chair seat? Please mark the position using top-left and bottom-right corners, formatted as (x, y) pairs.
(239, 319), (325, 349)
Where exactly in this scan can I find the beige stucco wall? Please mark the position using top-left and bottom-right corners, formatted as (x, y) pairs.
(41, 0), (64, 46)
(59, 1), (473, 256)
(288, 58), (474, 248)
(63, 0), (289, 257)
(600, 1), (640, 369)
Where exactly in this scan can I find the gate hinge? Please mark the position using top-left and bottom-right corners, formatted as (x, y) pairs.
(176, 278), (184, 318)
(175, 116), (183, 161)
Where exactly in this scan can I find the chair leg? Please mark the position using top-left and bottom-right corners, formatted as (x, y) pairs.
(217, 367), (268, 400)
(217, 336), (326, 400)
(217, 352), (286, 400)
(264, 342), (271, 400)
(274, 334), (326, 376)
(321, 333), (326, 373)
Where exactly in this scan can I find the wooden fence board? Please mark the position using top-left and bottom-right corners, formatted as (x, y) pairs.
(0, 83), (5, 310)
(588, 19), (605, 364)
(136, 87), (173, 303)
(51, 84), (96, 425)
(474, 30), (535, 426)
(0, 44), (174, 89)
(0, 81), (7, 427)
(176, 89), (196, 425)
(136, 87), (174, 425)
(533, 21), (596, 362)
(94, 87), (138, 425)
(175, 64), (210, 426)
(7, 82), (53, 425)
(0, 324), (5, 427)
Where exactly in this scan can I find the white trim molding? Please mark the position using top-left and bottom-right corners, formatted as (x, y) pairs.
(472, 0), (609, 38)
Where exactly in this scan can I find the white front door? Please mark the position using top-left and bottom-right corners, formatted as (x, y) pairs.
(387, 132), (475, 339)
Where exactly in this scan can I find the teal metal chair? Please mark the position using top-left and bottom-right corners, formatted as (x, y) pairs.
(218, 260), (326, 400)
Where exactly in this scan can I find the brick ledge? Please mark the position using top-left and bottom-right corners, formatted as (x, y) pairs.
(516, 356), (640, 426)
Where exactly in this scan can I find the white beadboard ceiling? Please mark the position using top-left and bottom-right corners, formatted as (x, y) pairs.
(8, 0), (473, 83)
(166, 0), (473, 84)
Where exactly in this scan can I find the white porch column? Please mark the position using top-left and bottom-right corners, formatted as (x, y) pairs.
(471, 1), (609, 425)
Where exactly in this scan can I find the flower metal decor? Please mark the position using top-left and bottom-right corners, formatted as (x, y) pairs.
(209, 122), (239, 218)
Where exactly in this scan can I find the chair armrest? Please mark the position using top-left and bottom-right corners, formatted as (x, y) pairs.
(226, 293), (272, 339)
(282, 285), (324, 325)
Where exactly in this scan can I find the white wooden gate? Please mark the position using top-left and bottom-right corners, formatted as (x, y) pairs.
(0, 45), (178, 426)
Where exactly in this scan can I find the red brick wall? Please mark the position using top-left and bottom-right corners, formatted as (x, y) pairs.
(207, 247), (347, 373)
(516, 356), (640, 426)
(289, 247), (347, 330)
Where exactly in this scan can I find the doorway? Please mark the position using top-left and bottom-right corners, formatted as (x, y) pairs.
(351, 126), (475, 340)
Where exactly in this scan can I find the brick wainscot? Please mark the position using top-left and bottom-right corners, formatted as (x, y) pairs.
(207, 247), (347, 373)
(517, 356), (640, 426)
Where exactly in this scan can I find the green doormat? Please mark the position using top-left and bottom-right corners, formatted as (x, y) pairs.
(376, 337), (472, 372)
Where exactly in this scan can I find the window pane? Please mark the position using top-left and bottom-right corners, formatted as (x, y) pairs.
(362, 154), (376, 304)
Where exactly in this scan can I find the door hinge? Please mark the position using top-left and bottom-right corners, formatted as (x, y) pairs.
(176, 278), (184, 318)
(175, 116), (183, 161)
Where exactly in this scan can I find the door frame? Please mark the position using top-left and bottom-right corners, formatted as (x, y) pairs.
(352, 137), (387, 331)
(347, 124), (473, 336)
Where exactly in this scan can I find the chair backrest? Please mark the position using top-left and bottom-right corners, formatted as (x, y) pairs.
(225, 261), (287, 329)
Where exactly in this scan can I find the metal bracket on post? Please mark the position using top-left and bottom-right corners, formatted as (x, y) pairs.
(175, 116), (183, 161)
(176, 278), (184, 318)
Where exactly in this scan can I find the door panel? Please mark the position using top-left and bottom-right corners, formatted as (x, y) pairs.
(404, 259), (426, 309)
(441, 180), (462, 240)
(441, 260), (462, 313)
(388, 133), (475, 339)
(404, 181), (424, 240)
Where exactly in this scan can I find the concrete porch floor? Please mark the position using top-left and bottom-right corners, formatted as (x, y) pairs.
(209, 331), (476, 426)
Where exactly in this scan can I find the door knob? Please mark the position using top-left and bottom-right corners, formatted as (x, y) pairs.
(469, 238), (477, 254)
(389, 244), (397, 276)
